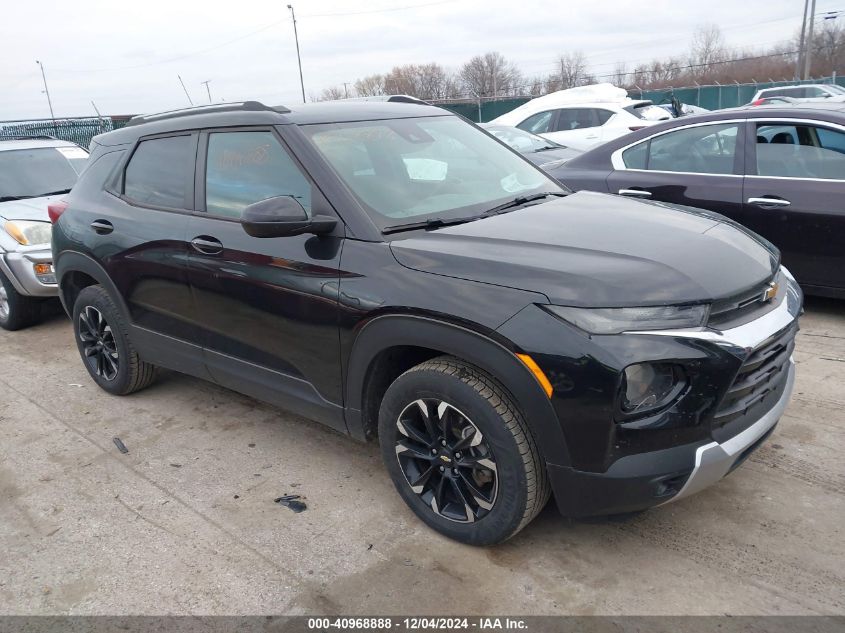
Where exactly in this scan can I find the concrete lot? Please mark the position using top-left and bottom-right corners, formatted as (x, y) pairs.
(0, 298), (843, 616)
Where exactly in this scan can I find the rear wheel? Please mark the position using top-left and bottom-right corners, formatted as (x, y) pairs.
(72, 285), (157, 395)
(0, 271), (40, 331)
(378, 356), (549, 546)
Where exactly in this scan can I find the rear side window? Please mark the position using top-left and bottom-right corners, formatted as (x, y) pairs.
(554, 109), (599, 131)
(756, 123), (845, 179)
(204, 131), (312, 219)
(124, 135), (193, 209)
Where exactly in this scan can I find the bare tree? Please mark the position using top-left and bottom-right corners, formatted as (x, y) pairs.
(459, 52), (522, 98)
(383, 63), (458, 99)
(689, 24), (727, 79)
(312, 86), (345, 102)
(354, 74), (386, 97)
(812, 20), (845, 76)
(556, 51), (589, 89)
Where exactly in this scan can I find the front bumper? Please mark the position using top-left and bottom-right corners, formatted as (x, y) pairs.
(0, 248), (58, 297)
(503, 266), (802, 518)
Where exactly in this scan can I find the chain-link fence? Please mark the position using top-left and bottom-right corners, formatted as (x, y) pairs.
(629, 75), (845, 110)
(0, 116), (131, 149)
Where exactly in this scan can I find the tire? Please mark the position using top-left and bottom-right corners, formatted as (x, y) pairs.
(378, 356), (550, 546)
(0, 270), (40, 331)
(72, 285), (157, 395)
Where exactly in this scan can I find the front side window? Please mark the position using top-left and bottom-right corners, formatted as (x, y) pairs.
(304, 116), (560, 228)
(516, 111), (554, 134)
(124, 135), (192, 208)
(756, 123), (845, 179)
(0, 147), (85, 201)
(205, 131), (312, 219)
(622, 123), (739, 174)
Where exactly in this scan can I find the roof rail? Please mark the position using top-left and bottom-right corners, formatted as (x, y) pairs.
(126, 101), (290, 127)
(0, 134), (58, 141)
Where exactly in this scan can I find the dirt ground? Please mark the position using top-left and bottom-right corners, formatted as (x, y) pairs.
(0, 298), (843, 615)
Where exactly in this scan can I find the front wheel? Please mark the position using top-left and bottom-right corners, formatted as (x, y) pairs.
(378, 356), (549, 546)
(0, 271), (40, 331)
(72, 285), (157, 395)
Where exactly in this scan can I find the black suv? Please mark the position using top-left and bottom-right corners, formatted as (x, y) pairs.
(52, 101), (802, 545)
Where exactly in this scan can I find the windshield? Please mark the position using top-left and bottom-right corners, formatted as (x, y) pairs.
(303, 116), (562, 229)
(826, 84), (845, 95)
(483, 125), (564, 152)
(0, 147), (87, 200)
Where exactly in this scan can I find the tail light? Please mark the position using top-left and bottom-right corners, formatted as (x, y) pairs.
(751, 99), (765, 106)
(629, 126), (645, 131)
(48, 200), (69, 224)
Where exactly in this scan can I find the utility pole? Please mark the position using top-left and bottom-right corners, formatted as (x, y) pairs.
(797, 0), (810, 79)
(287, 4), (306, 103)
(803, 0), (818, 79)
(201, 80), (213, 103)
(178, 75), (194, 105)
(35, 60), (57, 135)
(343, 82), (350, 99)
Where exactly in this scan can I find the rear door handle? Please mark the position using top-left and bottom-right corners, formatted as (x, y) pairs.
(618, 189), (652, 198)
(190, 236), (224, 255)
(90, 220), (114, 235)
(748, 197), (791, 208)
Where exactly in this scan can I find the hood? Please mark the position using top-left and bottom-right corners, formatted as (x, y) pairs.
(0, 195), (56, 222)
(389, 191), (777, 307)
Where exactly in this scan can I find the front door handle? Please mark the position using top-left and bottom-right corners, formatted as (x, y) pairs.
(190, 236), (224, 255)
(618, 189), (652, 198)
(90, 220), (114, 235)
(748, 197), (791, 208)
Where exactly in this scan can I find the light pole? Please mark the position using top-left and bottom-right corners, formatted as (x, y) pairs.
(201, 80), (213, 103)
(796, 0), (810, 79)
(35, 60), (57, 134)
(803, 0), (818, 79)
(287, 4), (306, 103)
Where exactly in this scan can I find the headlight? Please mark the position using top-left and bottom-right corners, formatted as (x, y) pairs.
(3, 220), (52, 246)
(545, 304), (709, 334)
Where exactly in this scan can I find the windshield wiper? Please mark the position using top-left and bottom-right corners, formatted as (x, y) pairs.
(483, 191), (568, 217)
(382, 215), (482, 235)
(35, 188), (71, 197)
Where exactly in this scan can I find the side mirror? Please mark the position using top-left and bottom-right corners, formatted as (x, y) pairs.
(241, 196), (337, 238)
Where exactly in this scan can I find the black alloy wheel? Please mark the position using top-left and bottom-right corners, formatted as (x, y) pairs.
(395, 398), (498, 523)
(78, 305), (120, 381)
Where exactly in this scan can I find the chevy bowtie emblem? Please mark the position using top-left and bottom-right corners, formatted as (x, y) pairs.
(762, 282), (778, 302)
(439, 455), (451, 463)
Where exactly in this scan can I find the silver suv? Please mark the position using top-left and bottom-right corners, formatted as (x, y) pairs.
(751, 83), (845, 103)
(0, 136), (88, 330)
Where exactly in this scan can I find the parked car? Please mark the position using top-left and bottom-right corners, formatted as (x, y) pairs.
(0, 136), (88, 330)
(559, 102), (845, 298)
(751, 83), (845, 103)
(482, 124), (581, 177)
(53, 101), (801, 545)
(490, 83), (671, 151)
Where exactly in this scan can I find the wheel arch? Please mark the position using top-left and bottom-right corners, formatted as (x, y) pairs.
(55, 251), (130, 321)
(345, 314), (571, 467)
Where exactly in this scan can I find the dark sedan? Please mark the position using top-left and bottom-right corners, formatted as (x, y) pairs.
(482, 124), (581, 179)
(559, 102), (845, 298)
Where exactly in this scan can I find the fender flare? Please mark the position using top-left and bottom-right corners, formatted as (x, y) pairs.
(54, 251), (131, 321)
(345, 314), (571, 467)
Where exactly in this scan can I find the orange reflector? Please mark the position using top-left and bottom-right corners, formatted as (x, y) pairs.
(516, 353), (554, 398)
(4, 221), (27, 245)
(33, 263), (52, 275)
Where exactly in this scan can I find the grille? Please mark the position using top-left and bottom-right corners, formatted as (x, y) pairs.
(712, 323), (797, 429)
(708, 273), (783, 329)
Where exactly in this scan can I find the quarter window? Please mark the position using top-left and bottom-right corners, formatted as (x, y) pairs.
(621, 123), (739, 174)
(124, 135), (193, 208)
(756, 124), (845, 179)
(205, 131), (312, 219)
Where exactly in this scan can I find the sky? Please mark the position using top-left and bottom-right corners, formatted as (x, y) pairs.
(1, 0), (840, 120)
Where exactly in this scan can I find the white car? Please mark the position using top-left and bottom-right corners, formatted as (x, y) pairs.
(0, 136), (88, 330)
(490, 83), (671, 151)
(750, 83), (845, 104)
